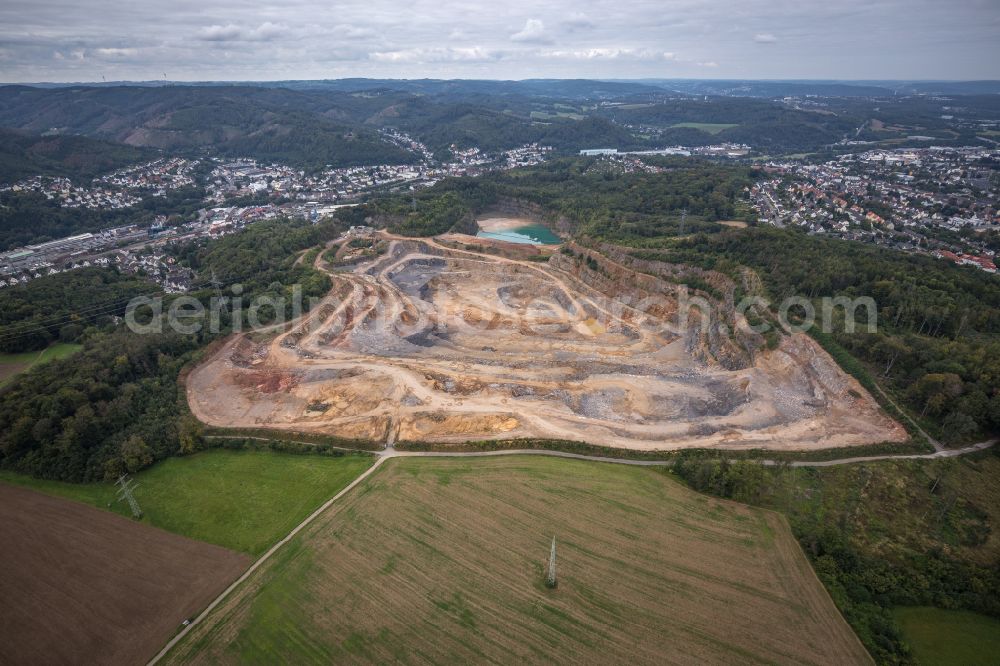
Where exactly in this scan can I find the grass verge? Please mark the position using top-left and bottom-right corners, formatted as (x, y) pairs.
(892, 607), (1000, 666)
(395, 436), (932, 462)
(0, 342), (81, 386)
(0, 448), (374, 555)
(202, 426), (384, 452)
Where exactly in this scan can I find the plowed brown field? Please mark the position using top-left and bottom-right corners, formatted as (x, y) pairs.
(0, 484), (249, 665)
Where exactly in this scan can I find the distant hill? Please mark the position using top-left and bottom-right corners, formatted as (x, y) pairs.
(594, 97), (860, 152)
(0, 85), (652, 164)
(278, 78), (667, 99)
(0, 86), (416, 170)
(3, 80), (992, 168)
(635, 80), (898, 98)
(629, 79), (1000, 98)
(20, 78), (668, 100)
(0, 129), (155, 183)
(369, 97), (642, 156)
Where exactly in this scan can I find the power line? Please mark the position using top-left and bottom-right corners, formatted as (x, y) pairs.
(0, 265), (279, 345)
(0, 268), (245, 338)
(0, 288), (161, 336)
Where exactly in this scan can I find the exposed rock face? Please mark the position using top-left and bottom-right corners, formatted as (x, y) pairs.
(187, 236), (906, 452)
(485, 197), (575, 236)
(550, 242), (760, 370)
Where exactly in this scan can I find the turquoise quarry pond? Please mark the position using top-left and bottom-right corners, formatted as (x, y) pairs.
(475, 223), (561, 245)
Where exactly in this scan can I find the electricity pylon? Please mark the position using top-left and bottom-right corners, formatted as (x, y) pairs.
(546, 536), (558, 589)
(116, 474), (143, 519)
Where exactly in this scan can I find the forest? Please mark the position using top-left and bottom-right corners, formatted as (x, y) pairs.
(375, 157), (756, 239)
(0, 129), (155, 183)
(0, 185), (207, 250)
(0, 268), (157, 353)
(0, 216), (345, 482)
(649, 227), (1000, 444)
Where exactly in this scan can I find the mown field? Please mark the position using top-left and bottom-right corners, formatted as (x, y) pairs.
(0, 449), (374, 555)
(893, 607), (1000, 666)
(0, 342), (80, 386)
(670, 451), (1000, 662)
(670, 122), (739, 134)
(167, 456), (871, 665)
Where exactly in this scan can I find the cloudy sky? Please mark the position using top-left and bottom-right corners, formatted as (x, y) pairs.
(1, 0), (998, 82)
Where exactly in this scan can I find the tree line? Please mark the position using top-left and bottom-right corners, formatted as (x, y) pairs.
(0, 215), (347, 482)
(670, 451), (1000, 665)
(654, 227), (1000, 444)
(0, 268), (157, 353)
(372, 157), (756, 240)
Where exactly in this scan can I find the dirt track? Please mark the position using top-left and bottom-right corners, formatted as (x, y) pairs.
(165, 456), (873, 665)
(188, 236), (905, 452)
(0, 484), (249, 665)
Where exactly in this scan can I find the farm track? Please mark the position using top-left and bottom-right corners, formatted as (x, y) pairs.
(203, 435), (997, 468)
(147, 456), (387, 665)
(160, 455), (875, 665)
(164, 233), (995, 662)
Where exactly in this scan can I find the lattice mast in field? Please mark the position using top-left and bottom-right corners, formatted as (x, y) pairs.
(116, 474), (143, 519)
(546, 536), (558, 588)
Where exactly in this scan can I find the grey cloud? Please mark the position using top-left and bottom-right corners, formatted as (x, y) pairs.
(197, 22), (290, 42)
(371, 47), (506, 62)
(542, 48), (675, 61)
(510, 19), (552, 44)
(563, 12), (595, 30)
(0, 0), (997, 81)
(331, 25), (377, 40)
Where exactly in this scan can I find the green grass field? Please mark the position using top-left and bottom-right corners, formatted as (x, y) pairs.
(893, 607), (1000, 666)
(168, 456), (870, 665)
(0, 342), (81, 386)
(529, 110), (584, 121)
(0, 449), (373, 555)
(670, 122), (738, 134)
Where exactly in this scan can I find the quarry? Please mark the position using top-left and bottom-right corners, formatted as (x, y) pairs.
(187, 230), (906, 452)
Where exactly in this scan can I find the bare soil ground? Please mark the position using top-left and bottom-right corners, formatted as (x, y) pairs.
(0, 484), (249, 665)
(166, 456), (872, 665)
(476, 216), (538, 231)
(0, 361), (28, 382)
(187, 237), (904, 451)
